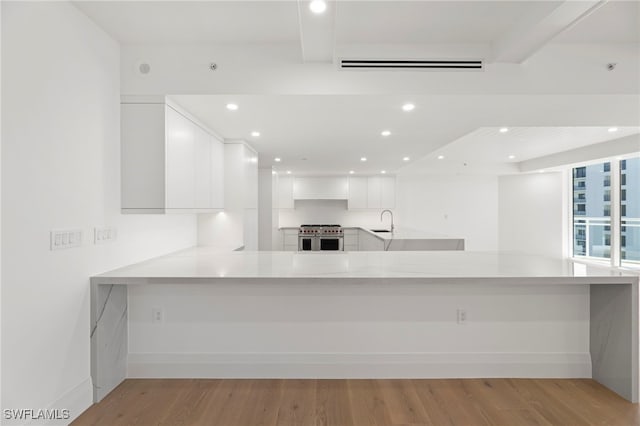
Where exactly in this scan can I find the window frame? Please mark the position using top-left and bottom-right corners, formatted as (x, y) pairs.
(569, 155), (639, 270)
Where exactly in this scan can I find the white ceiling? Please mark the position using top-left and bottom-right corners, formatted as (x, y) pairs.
(433, 126), (640, 163)
(75, 1), (640, 175)
(74, 1), (300, 44)
(74, 1), (639, 45)
(335, 1), (562, 44)
(171, 95), (640, 175)
(554, 0), (640, 43)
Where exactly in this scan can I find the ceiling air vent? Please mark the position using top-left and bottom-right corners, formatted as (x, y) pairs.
(339, 59), (483, 71)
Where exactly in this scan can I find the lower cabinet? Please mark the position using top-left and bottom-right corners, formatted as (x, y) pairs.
(282, 229), (298, 251)
(344, 229), (359, 251)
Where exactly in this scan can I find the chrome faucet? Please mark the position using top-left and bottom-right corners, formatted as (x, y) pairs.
(380, 209), (394, 233)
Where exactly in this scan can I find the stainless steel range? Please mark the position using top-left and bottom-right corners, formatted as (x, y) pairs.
(298, 224), (344, 251)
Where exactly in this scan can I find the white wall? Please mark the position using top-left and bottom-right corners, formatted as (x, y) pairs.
(499, 172), (567, 257)
(279, 200), (389, 229)
(1, 2), (196, 422)
(395, 174), (499, 251)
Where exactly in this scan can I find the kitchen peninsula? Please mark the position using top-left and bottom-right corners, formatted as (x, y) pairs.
(91, 247), (639, 405)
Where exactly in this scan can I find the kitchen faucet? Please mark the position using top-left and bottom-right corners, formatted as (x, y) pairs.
(380, 209), (394, 233)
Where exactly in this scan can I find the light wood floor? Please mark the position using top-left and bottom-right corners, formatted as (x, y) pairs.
(73, 379), (639, 426)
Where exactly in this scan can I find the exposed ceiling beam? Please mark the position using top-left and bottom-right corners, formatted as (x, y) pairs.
(491, 0), (608, 64)
(297, 0), (336, 63)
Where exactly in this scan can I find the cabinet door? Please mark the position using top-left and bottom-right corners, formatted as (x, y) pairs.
(194, 125), (211, 209)
(278, 176), (294, 209)
(210, 135), (224, 209)
(165, 107), (196, 209)
(367, 177), (382, 209)
(380, 176), (396, 208)
(348, 177), (368, 209)
(244, 147), (258, 209)
(121, 103), (166, 211)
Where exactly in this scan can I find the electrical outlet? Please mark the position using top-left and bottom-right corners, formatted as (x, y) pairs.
(152, 307), (164, 324)
(94, 226), (118, 244)
(50, 229), (83, 250)
(457, 309), (467, 324)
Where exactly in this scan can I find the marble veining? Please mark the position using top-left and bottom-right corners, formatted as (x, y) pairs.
(91, 283), (127, 402)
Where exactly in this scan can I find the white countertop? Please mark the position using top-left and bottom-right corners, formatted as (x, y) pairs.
(357, 227), (463, 241)
(92, 246), (638, 285)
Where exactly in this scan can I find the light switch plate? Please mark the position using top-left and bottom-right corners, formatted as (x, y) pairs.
(94, 226), (118, 244)
(50, 229), (83, 250)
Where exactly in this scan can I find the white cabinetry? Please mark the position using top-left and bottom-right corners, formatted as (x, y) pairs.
(224, 142), (258, 250)
(293, 177), (348, 200)
(278, 175), (294, 209)
(348, 177), (368, 209)
(358, 229), (385, 251)
(282, 229), (299, 251)
(344, 229), (359, 251)
(367, 176), (395, 209)
(121, 99), (224, 213)
(347, 176), (395, 210)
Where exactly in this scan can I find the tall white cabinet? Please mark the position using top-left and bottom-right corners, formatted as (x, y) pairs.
(224, 142), (259, 250)
(121, 97), (224, 213)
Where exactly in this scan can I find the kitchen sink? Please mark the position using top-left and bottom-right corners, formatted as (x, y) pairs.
(370, 229), (391, 233)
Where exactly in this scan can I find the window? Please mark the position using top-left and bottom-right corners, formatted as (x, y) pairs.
(572, 162), (611, 259)
(621, 157), (639, 265)
(573, 157), (640, 267)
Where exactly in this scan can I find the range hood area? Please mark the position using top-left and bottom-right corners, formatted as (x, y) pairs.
(291, 176), (350, 200)
(288, 175), (395, 206)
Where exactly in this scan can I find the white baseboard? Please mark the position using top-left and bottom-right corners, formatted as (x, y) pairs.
(14, 377), (93, 426)
(128, 352), (592, 379)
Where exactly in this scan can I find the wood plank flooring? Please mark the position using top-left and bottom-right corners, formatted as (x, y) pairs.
(72, 379), (640, 426)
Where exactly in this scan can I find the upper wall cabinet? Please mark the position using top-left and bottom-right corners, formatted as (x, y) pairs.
(121, 99), (224, 213)
(348, 176), (396, 209)
(293, 177), (349, 200)
(348, 177), (368, 209)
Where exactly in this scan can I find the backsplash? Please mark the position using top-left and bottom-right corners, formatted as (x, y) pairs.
(278, 200), (392, 228)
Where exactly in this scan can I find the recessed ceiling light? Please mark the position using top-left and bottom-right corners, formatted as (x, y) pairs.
(286, 170), (292, 174)
(381, 130), (391, 137)
(508, 155), (516, 160)
(437, 155), (445, 160)
(349, 170), (355, 174)
(251, 131), (260, 137)
(499, 127), (509, 133)
(272, 170), (277, 175)
(539, 169), (545, 173)
(403, 156), (410, 161)
(381, 170), (387, 174)
(608, 127), (618, 132)
(226, 103), (238, 111)
(309, 0), (327, 14)
(360, 157), (367, 162)
(402, 103), (415, 112)
(274, 157), (281, 162)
